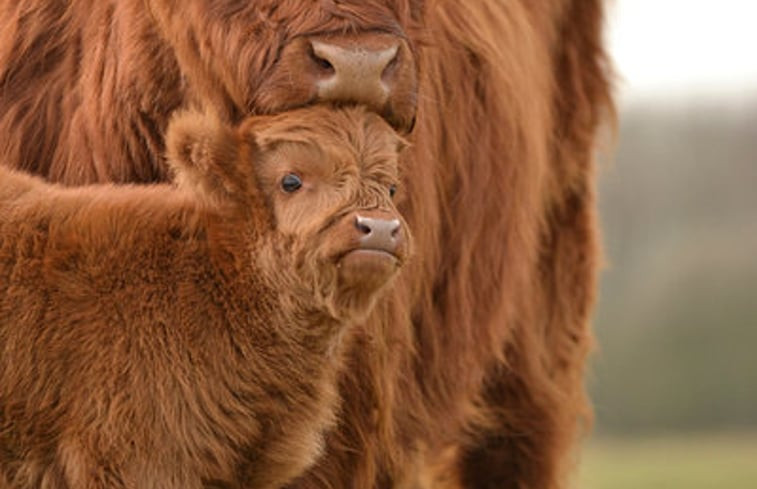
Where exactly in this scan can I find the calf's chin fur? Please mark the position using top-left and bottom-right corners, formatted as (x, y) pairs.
(0, 106), (409, 489)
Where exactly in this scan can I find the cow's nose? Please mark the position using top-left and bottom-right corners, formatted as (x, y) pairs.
(310, 39), (400, 109)
(354, 215), (402, 254)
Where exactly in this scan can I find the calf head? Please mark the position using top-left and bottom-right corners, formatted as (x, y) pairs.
(166, 105), (411, 320)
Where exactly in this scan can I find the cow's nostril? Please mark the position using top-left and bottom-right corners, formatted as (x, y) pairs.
(310, 39), (399, 109)
(381, 49), (400, 78)
(308, 43), (335, 72)
(286, 33), (417, 132)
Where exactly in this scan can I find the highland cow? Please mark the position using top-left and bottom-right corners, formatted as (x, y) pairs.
(0, 106), (410, 489)
(0, 1), (613, 487)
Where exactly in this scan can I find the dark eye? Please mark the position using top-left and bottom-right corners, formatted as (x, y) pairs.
(389, 184), (397, 198)
(281, 173), (302, 193)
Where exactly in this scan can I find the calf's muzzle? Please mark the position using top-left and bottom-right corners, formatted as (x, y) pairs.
(354, 214), (402, 255)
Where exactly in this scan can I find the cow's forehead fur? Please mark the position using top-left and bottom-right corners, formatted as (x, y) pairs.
(200, 0), (423, 38)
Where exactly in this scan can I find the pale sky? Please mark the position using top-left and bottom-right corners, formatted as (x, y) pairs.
(608, 0), (757, 103)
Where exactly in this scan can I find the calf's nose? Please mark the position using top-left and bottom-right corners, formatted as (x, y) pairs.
(355, 215), (402, 254)
(310, 39), (399, 109)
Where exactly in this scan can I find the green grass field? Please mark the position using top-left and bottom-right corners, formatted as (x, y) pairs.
(578, 433), (757, 489)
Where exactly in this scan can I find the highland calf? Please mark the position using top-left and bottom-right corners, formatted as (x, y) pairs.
(0, 106), (410, 489)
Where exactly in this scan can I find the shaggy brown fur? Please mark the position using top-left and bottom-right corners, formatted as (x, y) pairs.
(0, 106), (410, 489)
(0, 1), (613, 488)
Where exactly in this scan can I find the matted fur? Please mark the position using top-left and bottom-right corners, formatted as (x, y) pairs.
(0, 106), (410, 489)
(0, 1), (613, 488)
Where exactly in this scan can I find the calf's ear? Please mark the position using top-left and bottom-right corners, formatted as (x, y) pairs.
(165, 109), (248, 207)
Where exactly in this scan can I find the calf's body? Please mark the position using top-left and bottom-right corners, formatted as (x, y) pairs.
(0, 106), (409, 489)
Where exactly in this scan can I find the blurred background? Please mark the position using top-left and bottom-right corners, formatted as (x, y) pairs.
(580, 1), (757, 487)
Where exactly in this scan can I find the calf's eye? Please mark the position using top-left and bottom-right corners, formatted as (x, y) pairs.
(281, 173), (302, 193)
(389, 184), (397, 198)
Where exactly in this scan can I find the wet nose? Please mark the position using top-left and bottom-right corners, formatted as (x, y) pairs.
(310, 39), (400, 109)
(354, 215), (402, 254)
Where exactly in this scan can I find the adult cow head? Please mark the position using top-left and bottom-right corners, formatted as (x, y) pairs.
(146, 1), (419, 132)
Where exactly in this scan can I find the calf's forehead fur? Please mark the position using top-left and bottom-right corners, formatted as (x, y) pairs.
(166, 106), (404, 212)
(243, 106), (404, 176)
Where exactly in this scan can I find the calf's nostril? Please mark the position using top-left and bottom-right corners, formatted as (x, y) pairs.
(354, 215), (402, 253)
(355, 216), (372, 235)
(390, 220), (401, 238)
